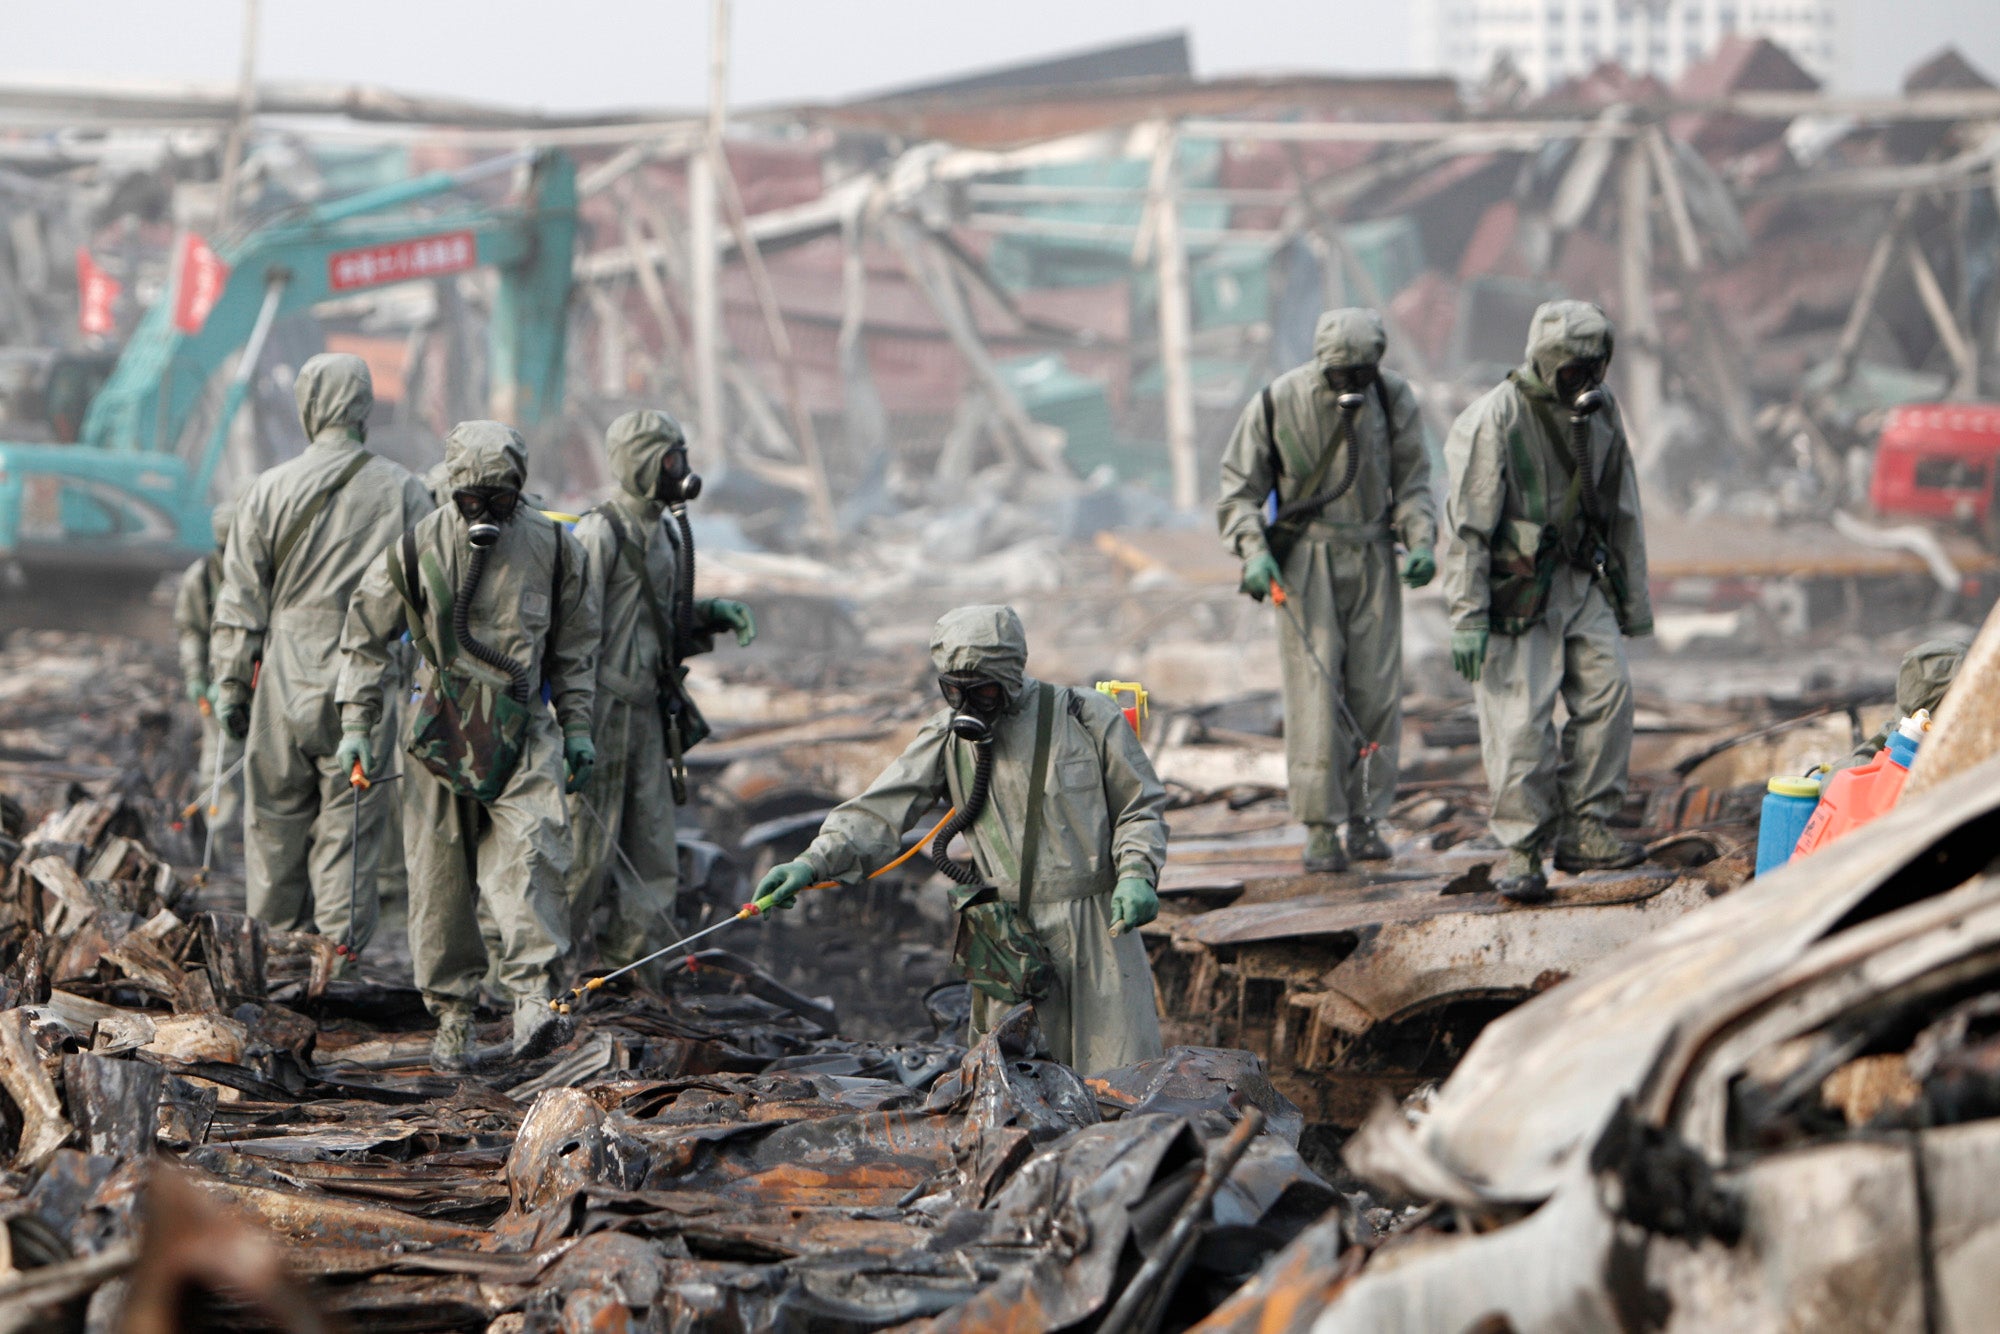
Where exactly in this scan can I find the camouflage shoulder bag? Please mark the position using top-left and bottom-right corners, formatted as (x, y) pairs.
(388, 530), (544, 804)
(948, 681), (1061, 1006)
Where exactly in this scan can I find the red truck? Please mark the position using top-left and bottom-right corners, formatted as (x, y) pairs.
(1871, 401), (2000, 543)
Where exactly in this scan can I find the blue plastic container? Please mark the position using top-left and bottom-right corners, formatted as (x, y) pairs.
(1887, 727), (1921, 769)
(1757, 775), (1823, 876)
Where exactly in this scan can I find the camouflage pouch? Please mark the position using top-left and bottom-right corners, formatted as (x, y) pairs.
(1487, 517), (1560, 635)
(407, 667), (532, 804)
(947, 884), (1057, 1005)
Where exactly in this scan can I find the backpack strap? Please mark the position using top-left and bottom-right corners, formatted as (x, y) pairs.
(273, 450), (370, 580)
(543, 520), (566, 689)
(1261, 386), (1280, 484)
(599, 505), (681, 676)
(1015, 681), (1058, 920)
(386, 529), (443, 669)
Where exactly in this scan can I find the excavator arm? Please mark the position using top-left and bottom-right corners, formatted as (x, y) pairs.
(0, 148), (574, 606)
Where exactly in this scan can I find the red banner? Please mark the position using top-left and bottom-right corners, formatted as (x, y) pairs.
(76, 247), (121, 337)
(171, 232), (230, 335)
(327, 230), (477, 293)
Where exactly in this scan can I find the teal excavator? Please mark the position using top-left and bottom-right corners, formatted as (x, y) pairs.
(0, 147), (575, 620)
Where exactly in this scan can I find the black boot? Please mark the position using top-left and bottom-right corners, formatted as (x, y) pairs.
(1346, 819), (1392, 862)
(1494, 848), (1553, 905)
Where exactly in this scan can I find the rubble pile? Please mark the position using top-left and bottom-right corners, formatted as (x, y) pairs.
(0, 768), (1337, 1331)
(0, 633), (195, 852)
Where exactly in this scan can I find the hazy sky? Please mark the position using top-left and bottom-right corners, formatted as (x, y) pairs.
(3, 0), (1995, 111)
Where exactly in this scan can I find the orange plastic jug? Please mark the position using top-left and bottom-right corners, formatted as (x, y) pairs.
(1792, 717), (1923, 857)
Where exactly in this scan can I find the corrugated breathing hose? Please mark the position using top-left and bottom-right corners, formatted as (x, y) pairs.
(1272, 393), (1366, 527)
(930, 726), (995, 885)
(672, 502), (697, 648)
(454, 543), (531, 704)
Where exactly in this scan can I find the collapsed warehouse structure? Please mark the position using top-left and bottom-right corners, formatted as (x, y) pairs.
(6, 22), (2000, 1331)
(8, 34), (2000, 554)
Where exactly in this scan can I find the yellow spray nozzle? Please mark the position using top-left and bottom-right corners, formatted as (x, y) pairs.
(1095, 680), (1149, 728)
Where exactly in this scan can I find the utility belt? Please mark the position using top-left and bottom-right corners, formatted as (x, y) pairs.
(596, 662), (657, 707)
(271, 605), (347, 635)
(1287, 518), (1394, 551)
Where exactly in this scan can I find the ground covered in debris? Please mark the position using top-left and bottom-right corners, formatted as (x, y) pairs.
(0, 615), (1955, 1331)
(0, 635), (1342, 1333)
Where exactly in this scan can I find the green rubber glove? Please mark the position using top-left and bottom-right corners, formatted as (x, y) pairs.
(185, 678), (209, 706)
(1111, 876), (1159, 934)
(1400, 547), (1436, 589)
(1622, 619), (1654, 638)
(217, 681), (252, 740)
(334, 730), (375, 782)
(1240, 551), (1281, 601)
(563, 734), (596, 795)
(1451, 626), (1490, 684)
(708, 598), (757, 648)
(754, 859), (816, 911)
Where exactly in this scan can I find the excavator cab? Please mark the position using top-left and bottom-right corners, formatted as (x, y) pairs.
(0, 149), (576, 631)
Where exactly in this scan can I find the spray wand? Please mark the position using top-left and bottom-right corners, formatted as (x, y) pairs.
(550, 805), (960, 1015)
(1269, 581), (1382, 817)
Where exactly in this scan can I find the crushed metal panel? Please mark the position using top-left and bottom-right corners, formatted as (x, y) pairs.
(1325, 875), (1720, 1023)
(1353, 759), (2000, 1206)
(1646, 1141), (1928, 1333)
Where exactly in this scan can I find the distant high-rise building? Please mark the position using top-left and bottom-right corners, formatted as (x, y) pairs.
(1413, 0), (1846, 91)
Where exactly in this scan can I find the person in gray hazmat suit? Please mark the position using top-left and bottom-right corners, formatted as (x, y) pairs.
(753, 606), (1167, 1076)
(1441, 299), (1653, 903)
(566, 409), (755, 986)
(174, 501), (242, 837)
(1217, 308), (1436, 874)
(335, 421), (599, 1066)
(1831, 637), (1968, 773)
(210, 353), (433, 951)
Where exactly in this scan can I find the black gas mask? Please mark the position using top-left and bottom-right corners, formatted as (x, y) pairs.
(1323, 364), (1377, 399)
(656, 448), (703, 506)
(452, 486), (520, 549)
(939, 673), (1007, 737)
(1553, 357), (1608, 414)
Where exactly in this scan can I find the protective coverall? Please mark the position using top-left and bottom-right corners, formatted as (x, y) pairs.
(335, 421), (596, 1045)
(794, 606), (1167, 1076)
(174, 502), (242, 835)
(210, 354), (432, 950)
(1833, 637), (1967, 773)
(1217, 309), (1435, 863)
(565, 410), (740, 985)
(1441, 300), (1653, 880)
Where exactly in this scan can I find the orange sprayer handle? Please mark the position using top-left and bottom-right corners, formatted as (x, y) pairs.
(349, 761), (371, 791)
